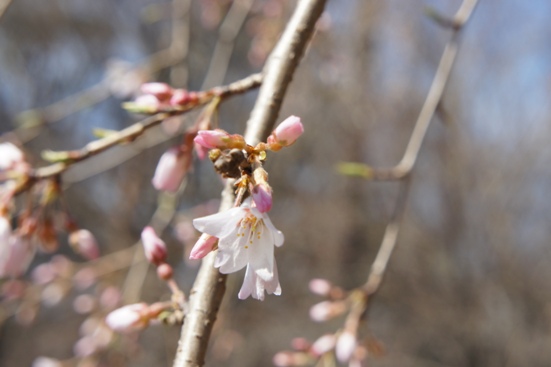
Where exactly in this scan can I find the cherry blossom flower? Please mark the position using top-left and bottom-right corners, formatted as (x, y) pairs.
(192, 198), (284, 300)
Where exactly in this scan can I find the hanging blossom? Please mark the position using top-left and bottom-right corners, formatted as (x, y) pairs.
(191, 198), (284, 300)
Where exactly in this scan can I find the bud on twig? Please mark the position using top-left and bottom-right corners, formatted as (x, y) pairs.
(141, 226), (167, 266)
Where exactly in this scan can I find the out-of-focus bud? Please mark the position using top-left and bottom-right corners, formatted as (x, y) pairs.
(73, 267), (97, 290)
(272, 351), (310, 367)
(141, 226), (167, 265)
(309, 300), (347, 322)
(99, 286), (121, 311)
(291, 337), (311, 352)
(0, 142), (25, 171)
(0, 234), (35, 278)
(189, 233), (217, 260)
(170, 89), (191, 106)
(267, 115), (304, 150)
(32, 357), (63, 367)
(194, 129), (231, 150)
(105, 303), (151, 333)
(156, 263), (173, 280)
(73, 335), (98, 357)
(335, 331), (357, 363)
(152, 146), (190, 192)
(73, 294), (96, 314)
(308, 278), (332, 296)
(140, 82), (173, 100)
(310, 334), (336, 356)
(133, 94), (161, 110)
(69, 229), (100, 260)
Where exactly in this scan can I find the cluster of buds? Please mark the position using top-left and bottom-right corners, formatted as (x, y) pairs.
(272, 278), (385, 366)
(105, 227), (185, 334)
(126, 82), (207, 114)
(193, 115), (304, 214)
(0, 143), (100, 278)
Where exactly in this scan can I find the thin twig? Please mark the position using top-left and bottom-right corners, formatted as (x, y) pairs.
(21, 73), (262, 188)
(0, 0), (12, 20)
(201, 0), (255, 89)
(172, 1), (327, 366)
(362, 0), (479, 298)
(363, 0), (479, 181)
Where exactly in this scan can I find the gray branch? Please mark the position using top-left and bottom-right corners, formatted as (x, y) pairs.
(172, 0), (326, 366)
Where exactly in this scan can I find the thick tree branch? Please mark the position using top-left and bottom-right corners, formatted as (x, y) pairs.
(172, 1), (326, 366)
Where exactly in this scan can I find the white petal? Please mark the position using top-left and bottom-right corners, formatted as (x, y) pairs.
(192, 207), (244, 238)
(263, 260), (281, 295)
(238, 265), (255, 300)
(261, 213), (284, 247)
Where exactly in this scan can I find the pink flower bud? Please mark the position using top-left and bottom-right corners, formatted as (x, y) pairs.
(189, 233), (217, 260)
(140, 82), (173, 100)
(309, 300), (347, 322)
(156, 263), (173, 280)
(310, 334), (336, 356)
(0, 234), (35, 278)
(252, 183), (273, 213)
(105, 303), (150, 333)
(133, 94), (161, 110)
(170, 89), (191, 106)
(141, 226), (167, 265)
(69, 229), (100, 260)
(291, 337), (311, 351)
(152, 147), (189, 192)
(309, 301), (333, 322)
(270, 115), (304, 147)
(335, 331), (357, 363)
(308, 278), (332, 296)
(194, 129), (231, 150)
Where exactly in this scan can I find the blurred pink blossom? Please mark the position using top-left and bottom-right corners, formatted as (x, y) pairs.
(335, 331), (357, 363)
(189, 233), (218, 260)
(105, 303), (150, 333)
(152, 146), (189, 192)
(69, 229), (100, 260)
(141, 226), (167, 265)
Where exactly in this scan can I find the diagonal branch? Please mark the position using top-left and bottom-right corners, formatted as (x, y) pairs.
(21, 73), (262, 187)
(363, 0), (479, 298)
(354, 0), (478, 182)
(172, 1), (326, 366)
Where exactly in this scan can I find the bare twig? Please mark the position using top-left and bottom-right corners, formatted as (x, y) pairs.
(362, 0), (479, 299)
(201, 0), (255, 89)
(359, 0), (478, 181)
(20, 73), (262, 189)
(0, 0), (12, 19)
(172, 1), (327, 366)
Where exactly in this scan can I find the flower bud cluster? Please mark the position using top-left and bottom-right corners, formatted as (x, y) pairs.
(192, 115), (303, 214)
(275, 277), (385, 366)
(130, 82), (203, 113)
